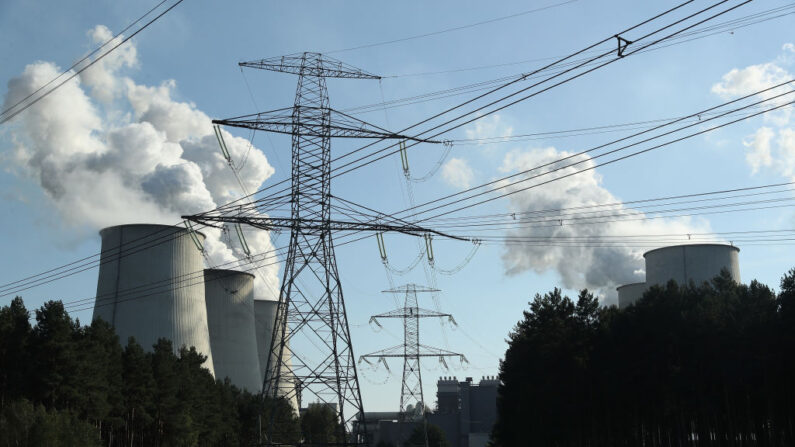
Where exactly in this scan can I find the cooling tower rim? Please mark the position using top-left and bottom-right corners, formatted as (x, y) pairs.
(643, 243), (739, 258)
(204, 268), (256, 279)
(99, 223), (206, 240)
(616, 282), (646, 291)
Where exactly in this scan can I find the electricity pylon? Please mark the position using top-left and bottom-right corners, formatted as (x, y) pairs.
(186, 52), (456, 446)
(359, 284), (466, 447)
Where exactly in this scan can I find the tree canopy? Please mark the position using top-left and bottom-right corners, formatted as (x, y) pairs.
(491, 269), (795, 446)
(0, 298), (299, 447)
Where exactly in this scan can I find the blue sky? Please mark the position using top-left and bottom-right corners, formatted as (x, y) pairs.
(1, 0), (794, 411)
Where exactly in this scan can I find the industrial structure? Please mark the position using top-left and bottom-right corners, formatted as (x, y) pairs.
(253, 299), (298, 410)
(204, 269), (261, 392)
(185, 51), (453, 444)
(91, 223), (300, 396)
(92, 224), (215, 376)
(617, 243), (741, 308)
(428, 376), (499, 447)
(355, 376), (499, 447)
(360, 284), (466, 446)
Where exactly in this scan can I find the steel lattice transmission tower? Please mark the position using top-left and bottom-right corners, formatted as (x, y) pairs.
(360, 284), (466, 446)
(186, 52), (454, 446)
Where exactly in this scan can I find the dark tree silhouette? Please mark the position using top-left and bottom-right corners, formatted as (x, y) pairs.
(491, 270), (795, 447)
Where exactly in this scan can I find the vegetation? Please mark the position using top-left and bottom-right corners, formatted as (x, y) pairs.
(491, 269), (795, 446)
(0, 298), (302, 447)
(407, 423), (450, 447)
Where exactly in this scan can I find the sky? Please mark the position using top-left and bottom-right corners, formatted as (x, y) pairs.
(1, 0), (794, 412)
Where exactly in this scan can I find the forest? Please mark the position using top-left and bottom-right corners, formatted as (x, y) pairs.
(0, 298), (339, 447)
(491, 269), (795, 447)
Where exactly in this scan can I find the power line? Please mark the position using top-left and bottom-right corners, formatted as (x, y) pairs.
(212, 0), (717, 218)
(322, 0), (579, 54)
(0, 0), (186, 125)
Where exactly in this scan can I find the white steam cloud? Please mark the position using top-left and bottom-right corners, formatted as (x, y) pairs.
(2, 25), (280, 300)
(497, 147), (709, 303)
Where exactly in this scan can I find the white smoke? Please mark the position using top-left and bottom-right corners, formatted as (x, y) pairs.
(2, 25), (280, 300)
(482, 127), (709, 303)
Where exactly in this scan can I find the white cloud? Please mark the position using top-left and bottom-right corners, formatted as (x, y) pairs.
(713, 44), (795, 181)
(441, 157), (474, 189)
(2, 25), (280, 300)
(464, 114), (513, 145)
(498, 147), (709, 303)
(743, 127), (774, 174)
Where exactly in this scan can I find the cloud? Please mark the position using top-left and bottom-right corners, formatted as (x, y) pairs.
(464, 114), (513, 145)
(714, 44), (795, 181)
(497, 147), (709, 303)
(743, 127), (775, 174)
(2, 25), (279, 300)
(441, 157), (474, 189)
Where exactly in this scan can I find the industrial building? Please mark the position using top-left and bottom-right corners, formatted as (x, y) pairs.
(355, 376), (499, 447)
(617, 243), (741, 309)
(92, 224), (216, 376)
(204, 269), (262, 392)
(428, 376), (499, 447)
(91, 223), (295, 397)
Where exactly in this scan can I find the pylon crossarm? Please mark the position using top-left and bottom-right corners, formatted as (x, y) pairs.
(371, 307), (453, 319)
(182, 214), (466, 240)
(213, 107), (441, 142)
(240, 52), (381, 79)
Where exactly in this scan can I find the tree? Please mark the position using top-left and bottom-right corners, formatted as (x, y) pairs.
(0, 297), (32, 409)
(407, 423), (449, 447)
(301, 403), (343, 445)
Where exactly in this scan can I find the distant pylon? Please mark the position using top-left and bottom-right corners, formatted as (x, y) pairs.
(359, 284), (466, 447)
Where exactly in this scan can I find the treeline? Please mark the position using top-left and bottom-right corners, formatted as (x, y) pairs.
(491, 269), (795, 447)
(0, 298), (306, 447)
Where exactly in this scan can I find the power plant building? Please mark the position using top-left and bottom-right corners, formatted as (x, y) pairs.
(92, 224), (215, 375)
(617, 243), (741, 309)
(204, 269), (262, 392)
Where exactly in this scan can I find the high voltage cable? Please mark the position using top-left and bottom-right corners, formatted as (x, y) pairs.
(28, 191), (795, 311)
(0, 0), (172, 121)
(386, 80), (795, 221)
(210, 0), (711, 217)
(0, 1), (758, 296)
(344, 4), (793, 114)
(322, 0), (578, 54)
(0, 0), (186, 125)
(322, 1), (754, 187)
(407, 96), (795, 224)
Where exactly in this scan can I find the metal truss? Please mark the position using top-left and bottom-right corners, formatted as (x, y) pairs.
(185, 52), (449, 447)
(359, 284), (466, 447)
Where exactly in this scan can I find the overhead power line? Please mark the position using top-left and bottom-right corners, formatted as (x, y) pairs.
(209, 0), (718, 218)
(0, 0), (186, 125)
(322, 0), (578, 54)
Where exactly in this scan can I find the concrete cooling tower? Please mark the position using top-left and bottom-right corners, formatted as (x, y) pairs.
(92, 224), (214, 376)
(254, 299), (298, 410)
(617, 282), (646, 309)
(644, 244), (740, 289)
(204, 269), (262, 392)
(617, 243), (741, 309)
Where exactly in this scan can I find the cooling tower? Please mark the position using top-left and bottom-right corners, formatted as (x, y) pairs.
(204, 269), (261, 392)
(254, 299), (298, 410)
(93, 224), (214, 376)
(644, 243), (740, 288)
(617, 282), (646, 309)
